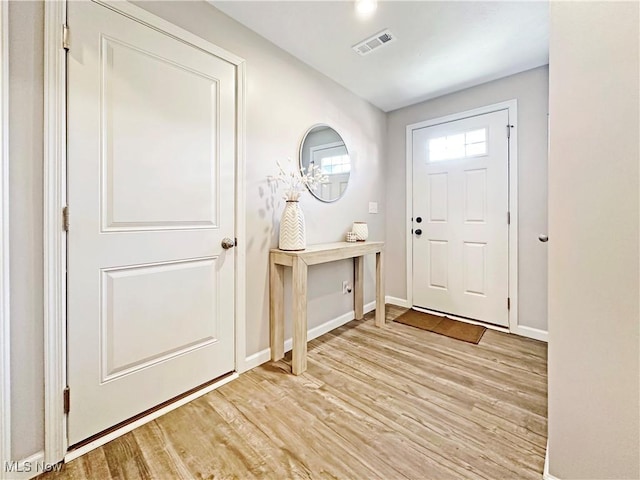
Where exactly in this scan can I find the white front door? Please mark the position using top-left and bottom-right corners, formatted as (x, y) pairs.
(67, 1), (236, 445)
(412, 110), (510, 326)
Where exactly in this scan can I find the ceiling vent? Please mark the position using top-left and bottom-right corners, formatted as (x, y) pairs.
(352, 29), (396, 56)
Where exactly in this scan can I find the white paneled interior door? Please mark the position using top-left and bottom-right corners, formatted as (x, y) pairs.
(67, 1), (236, 445)
(412, 110), (510, 326)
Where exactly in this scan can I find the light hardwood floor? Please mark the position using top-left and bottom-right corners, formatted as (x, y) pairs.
(40, 305), (547, 480)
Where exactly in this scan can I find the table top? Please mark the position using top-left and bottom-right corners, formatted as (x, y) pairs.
(270, 241), (384, 266)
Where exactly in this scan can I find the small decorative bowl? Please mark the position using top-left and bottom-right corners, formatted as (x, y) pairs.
(346, 231), (358, 243)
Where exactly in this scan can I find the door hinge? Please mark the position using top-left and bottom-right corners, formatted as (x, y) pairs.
(507, 211), (511, 225)
(507, 297), (511, 310)
(62, 24), (70, 50)
(63, 387), (70, 414)
(507, 124), (514, 139)
(234, 238), (238, 247)
(63, 206), (69, 231)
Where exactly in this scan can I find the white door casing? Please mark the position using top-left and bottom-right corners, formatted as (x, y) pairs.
(67, 1), (236, 445)
(0, 2), (10, 475)
(411, 109), (510, 326)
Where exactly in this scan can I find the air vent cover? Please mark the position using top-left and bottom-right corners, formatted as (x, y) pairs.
(352, 29), (396, 56)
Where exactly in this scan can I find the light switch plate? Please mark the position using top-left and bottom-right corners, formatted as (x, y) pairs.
(369, 202), (378, 214)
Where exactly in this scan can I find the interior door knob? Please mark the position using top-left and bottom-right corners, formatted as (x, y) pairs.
(538, 234), (548, 243)
(221, 238), (235, 249)
(415, 229), (422, 236)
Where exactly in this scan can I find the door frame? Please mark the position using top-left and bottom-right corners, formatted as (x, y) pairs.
(43, 0), (247, 464)
(405, 100), (519, 333)
(0, 2), (11, 476)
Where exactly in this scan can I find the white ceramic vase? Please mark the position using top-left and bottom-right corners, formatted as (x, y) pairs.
(279, 201), (306, 251)
(352, 222), (369, 241)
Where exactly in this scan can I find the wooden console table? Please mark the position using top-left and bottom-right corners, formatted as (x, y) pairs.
(269, 241), (385, 375)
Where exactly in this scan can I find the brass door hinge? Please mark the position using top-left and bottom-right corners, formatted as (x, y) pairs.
(63, 24), (70, 50)
(63, 387), (70, 414)
(63, 206), (69, 231)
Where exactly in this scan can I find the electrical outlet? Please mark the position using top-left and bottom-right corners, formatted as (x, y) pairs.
(342, 281), (352, 294)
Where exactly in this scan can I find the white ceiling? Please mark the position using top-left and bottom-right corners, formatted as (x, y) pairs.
(211, 1), (549, 112)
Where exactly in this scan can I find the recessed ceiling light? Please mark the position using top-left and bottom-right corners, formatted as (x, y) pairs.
(355, 0), (377, 18)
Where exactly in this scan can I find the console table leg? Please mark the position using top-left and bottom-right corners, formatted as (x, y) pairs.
(354, 256), (364, 320)
(375, 251), (385, 327)
(270, 261), (285, 361)
(292, 257), (308, 375)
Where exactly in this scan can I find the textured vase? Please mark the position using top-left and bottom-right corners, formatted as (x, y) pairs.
(279, 201), (306, 251)
(352, 222), (369, 241)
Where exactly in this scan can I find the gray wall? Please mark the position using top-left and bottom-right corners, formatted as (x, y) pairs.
(8, 0), (44, 460)
(7, 0), (386, 458)
(385, 66), (549, 332)
(547, 2), (639, 479)
(133, 1), (387, 358)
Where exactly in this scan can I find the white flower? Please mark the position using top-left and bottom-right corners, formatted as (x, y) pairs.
(269, 158), (329, 201)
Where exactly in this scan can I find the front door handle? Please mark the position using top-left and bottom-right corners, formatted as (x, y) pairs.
(221, 238), (236, 249)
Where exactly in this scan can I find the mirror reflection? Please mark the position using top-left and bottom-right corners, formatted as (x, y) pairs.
(299, 124), (350, 202)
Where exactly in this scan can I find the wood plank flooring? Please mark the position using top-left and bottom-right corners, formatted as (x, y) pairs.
(40, 305), (547, 480)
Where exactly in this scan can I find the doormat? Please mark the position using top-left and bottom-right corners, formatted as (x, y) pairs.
(394, 309), (486, 344)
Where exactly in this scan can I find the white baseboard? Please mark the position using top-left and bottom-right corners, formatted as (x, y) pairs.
(64, 372), (238, 463)
(2, 451), (60, 480)
(242, 348), (270, 373)
(385, 296), (409, 308)
(243, 301), (377, 371)
(511, 324), (548, 342)
(543, 442), (561, 480)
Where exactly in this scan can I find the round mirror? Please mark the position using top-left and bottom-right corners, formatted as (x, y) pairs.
(299, 124), (350, 202)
